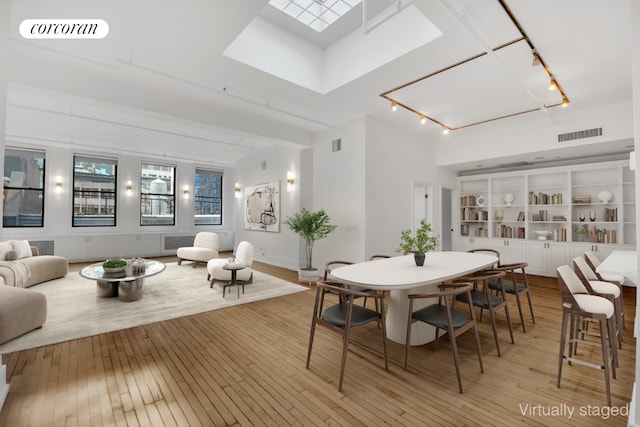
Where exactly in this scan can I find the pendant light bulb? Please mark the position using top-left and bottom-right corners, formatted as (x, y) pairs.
(420, 115), (426, 124)
(391, 101), (397, 111)
(548, 78), (557, 91)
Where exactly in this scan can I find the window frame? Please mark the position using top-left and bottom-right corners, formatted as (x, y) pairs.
(2, 148), (46, 228)
(72, 155), (118, 227)
(193, 168), (223, 226)
(140, 162), (176, 226)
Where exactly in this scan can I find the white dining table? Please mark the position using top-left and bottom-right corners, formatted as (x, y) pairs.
(329, 251), (499, 345)
(596, 249), (637, 286)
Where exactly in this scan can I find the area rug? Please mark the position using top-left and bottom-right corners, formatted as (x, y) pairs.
(0, 262), (308, 354)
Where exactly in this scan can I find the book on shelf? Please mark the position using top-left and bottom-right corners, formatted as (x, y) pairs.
(603, 207), (618, 222)
(573, 195), (591, 203)
(529, 191), (563, 205)
(517, 211), (525, 221)
(460, 195), (476, 206)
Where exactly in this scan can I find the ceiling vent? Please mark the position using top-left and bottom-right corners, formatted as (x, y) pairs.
(557, 127), (603, 143)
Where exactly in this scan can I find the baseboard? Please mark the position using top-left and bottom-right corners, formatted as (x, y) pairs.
(0, 363), (8, 411)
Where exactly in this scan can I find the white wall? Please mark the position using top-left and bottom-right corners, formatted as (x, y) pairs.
(233, 144), (302, 270)
(365, 118), (456, 257)
(311, 118), (367, 269)
(436, 101), (634, 168)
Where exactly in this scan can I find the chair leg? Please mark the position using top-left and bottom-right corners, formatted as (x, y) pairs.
(338, 323), (352, 392)
(526, 289), (536, 324)
(488, 308), (502, 357)
(472, 323), (484, 374)
(503, 302), (515, 344)
(557, 310), (568, 388)
(608, 317), (618, 376)
(448, 329), (463, 394)
(600, 318), (612, 407)
(514, 290), (526, 333)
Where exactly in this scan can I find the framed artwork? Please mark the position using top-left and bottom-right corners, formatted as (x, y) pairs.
(244, 181), (280, 232)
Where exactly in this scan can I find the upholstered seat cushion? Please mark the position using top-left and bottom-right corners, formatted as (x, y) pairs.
(0, 285), (47, 344)
(573, 294), (614, 318)
(176, 246), (219, 263)
(589, 280), (621, 297)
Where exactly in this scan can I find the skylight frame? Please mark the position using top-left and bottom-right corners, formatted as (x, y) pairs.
(269, 0), (362, 32)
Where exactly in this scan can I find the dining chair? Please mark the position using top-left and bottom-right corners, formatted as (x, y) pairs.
(572, 257), (623, 350)
(454, 269), (514, 356)
(306, 280), (388, 392)
(369, 254), (391, 260)
(404, 282), (483, 393)
(324, 260), (379, 310)
(488, 261), (535, 332)
(466, 248), (501, 268)
(556, 265), (617, 406)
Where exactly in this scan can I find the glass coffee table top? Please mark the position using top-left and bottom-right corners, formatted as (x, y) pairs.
(80, 260), (165, 282)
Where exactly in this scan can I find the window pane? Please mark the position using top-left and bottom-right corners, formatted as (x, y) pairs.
(141, 163), (175, 226)
(73, 156), (117, 227)
(3, 148), (45, 227)
(194, 168), (222, 225)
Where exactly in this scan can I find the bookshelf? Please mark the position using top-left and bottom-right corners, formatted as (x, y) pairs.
(457, 160), (635, 276)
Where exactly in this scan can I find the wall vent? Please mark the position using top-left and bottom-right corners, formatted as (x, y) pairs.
(557, 127), (603, 143)
(332, 138), (342, 152)
(30, 240), (54, 255)
(164, 235), (195, 250)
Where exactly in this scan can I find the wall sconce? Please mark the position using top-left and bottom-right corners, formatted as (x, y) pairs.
(55, 176), (62, 193)
(286, 171), (295, 192)
(126, 180), (133, 196)
(235, 182), (242, 198)
(183, 185), (189, 199)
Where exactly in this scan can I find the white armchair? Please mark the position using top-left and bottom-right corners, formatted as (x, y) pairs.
(177, 232), (219, 268)
(207, 241), (254, 287)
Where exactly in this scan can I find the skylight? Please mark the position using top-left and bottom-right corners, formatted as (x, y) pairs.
(268, 0), (362, 32)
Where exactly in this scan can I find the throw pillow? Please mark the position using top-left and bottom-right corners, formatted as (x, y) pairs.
(0, 241), (12, 260)
(10, 240), (32, 259)
(5, 250), (17, 261)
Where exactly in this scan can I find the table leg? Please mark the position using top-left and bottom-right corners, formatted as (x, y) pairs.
(119, 278), (144, 302)
(96, 280), (118, 298)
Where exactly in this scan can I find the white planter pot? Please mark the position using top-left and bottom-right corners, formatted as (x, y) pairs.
(298, 268), (319, 284)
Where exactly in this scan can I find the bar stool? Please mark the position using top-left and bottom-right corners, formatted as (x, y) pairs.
(455, 269), (514, 356)
(584, 251), (626, 329)
(556, 265), (617, 406)
(572, 257), (623, 351)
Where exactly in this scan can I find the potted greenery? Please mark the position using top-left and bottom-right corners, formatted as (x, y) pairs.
(397, 219), (439, 266)
(285, 208), (337, 282)
(574, 223), (589, 242)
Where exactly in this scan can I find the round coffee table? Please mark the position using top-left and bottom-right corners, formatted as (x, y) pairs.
(80, 260), (166, 302)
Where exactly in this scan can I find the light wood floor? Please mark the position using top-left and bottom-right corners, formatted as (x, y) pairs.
(0, 256), (636, 426)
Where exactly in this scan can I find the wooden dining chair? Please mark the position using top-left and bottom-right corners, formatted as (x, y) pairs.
(306, 281), (388, 392)
(404, 282), (483, 393)
(488, 261), (535, 332)
(454, 269), (514, 356)
(324, 260), (378, 310)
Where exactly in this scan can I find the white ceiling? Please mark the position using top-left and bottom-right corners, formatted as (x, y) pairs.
(5, 0), (634, 171)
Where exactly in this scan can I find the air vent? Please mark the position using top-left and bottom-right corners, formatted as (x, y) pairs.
(30, 240), (54, 255)
(557, 127), (603, 143)
(164, 235), (195, 250)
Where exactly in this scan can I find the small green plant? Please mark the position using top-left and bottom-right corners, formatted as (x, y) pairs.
(285, 208), (337, 270)
(103, 259), (127, 269)
(574, 223), (589, 240)
(397, 219), (439, 255)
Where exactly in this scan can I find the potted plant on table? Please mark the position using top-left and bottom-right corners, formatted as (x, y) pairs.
(397, 219), (439, 266)
(285, 208), (337, 283)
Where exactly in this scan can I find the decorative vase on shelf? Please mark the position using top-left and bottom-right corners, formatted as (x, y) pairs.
(476, 194), (486, 207)
(598, 190), (613, 203)
(502, 193), (515, 206)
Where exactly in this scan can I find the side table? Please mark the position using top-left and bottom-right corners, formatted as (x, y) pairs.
(219, 263), (246, 298)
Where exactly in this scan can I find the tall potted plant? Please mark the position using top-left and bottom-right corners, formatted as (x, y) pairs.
(285, 208), (337, 282)
(397, 219), (439, 266)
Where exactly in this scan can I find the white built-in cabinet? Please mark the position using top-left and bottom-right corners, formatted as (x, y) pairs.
(457, 160), (635, 277)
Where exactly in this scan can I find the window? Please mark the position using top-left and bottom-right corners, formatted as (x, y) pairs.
(140, 162), (175, 226)
(194, 168), (223, 225)
(3, 148), (45, 227)
(73, 155), (117, 227)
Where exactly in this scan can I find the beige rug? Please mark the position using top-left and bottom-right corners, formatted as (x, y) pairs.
(0, 262), (308, 354)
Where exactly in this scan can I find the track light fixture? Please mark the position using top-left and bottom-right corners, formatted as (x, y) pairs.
(420, 115), (426, 124)
(442, 127), (449, 135)
(548, 78), (557, 91)
(531, 49), (541, 66)
(391, 101), (397, 111)
(562, 97), (569, 107)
